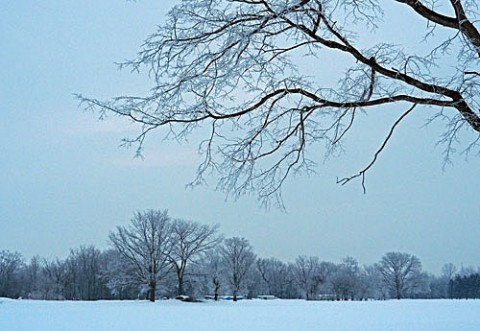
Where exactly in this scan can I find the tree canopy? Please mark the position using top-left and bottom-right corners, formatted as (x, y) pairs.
(79, 0), (480, 207)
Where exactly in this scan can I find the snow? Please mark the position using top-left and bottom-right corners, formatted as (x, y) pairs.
(1, 298), (479, 331)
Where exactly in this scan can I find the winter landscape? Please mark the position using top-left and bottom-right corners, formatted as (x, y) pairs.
(3, 0), (480, 330)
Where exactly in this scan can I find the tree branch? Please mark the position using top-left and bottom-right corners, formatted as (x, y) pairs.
(337, 103), (417, 192)
(395, 0), (480, 57)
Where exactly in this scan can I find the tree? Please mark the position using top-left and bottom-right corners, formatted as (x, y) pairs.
(168, 219), (221, 296)
(377, 252), (424, 299)
(109, 210), (173, 302)
(428, 273), (449, 299)
(441, 262), (457, 298)
(363, 263), (389, 300)
(200, 249), (224, 301)
(256, 257), (291, 298)
(293, 256), (329, 300)
(220, 237), (256, 301)
(22, 256), (43, 299)
(450, 272), (480, 299)
(0, 250), (24, 298)
(63, 252), (79, 300)
(80, 0), (480, 206)
(101, 249), (139, 299)
(41, 258), (66, 300)
(62, 246), (110, 300)
(329, 257), (367, 300)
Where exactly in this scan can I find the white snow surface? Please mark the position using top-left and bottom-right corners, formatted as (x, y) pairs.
(1, 298), (479, 331)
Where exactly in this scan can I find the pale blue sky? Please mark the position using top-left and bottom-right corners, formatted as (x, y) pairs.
(1, 1), (479, 273)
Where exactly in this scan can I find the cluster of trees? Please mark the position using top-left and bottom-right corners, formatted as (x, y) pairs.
(1, 210), (479, 302)
(450, 273), (480, 299)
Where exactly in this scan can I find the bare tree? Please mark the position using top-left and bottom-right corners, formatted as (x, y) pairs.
(63, 252), (79, 300)
(220, 237), (256, 301)
(62, 246), (109, 301)
(293, 256), (329, 300)
(41, 258), (66, 300)
(22, 256), (43, 299)
(102, 249), (139, 299)
(256, 257), (291, 298)
(109, 210), (173, 302)
(377, 251), (424, 299)
(442, 263), (457, 280)
(0, 250), (24, 298)
(79, 0), (480, 206)
(329, 257), (367, 300)
(363, 263), (389, 300)
(201, 249), (223, 301)
(168, 219), (221, 296)
(441, 262), (457, 298)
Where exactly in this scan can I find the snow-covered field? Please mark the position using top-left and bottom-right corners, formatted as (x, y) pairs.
(1, 298), (479, 331)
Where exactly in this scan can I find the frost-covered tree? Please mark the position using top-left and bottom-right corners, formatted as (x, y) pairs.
(61, 246), (110, 300)
(330, 257), (367, 300)
(21, 255), (43, 299)
(377, 252), (424, 299)
(256, 257), (292, 298)
(41, 258), (66, 300)
(220, 237), (256, 301)
(196, 249), (224, 300)
(293, 256), (328, 300)
(80, 0), (480, 207)
(0, 250), (24, 298)
(363, 263), (389, 300)
(102, 249), (143, 299)
(168, 219), (221, 296)
(109, 210), (173, 302)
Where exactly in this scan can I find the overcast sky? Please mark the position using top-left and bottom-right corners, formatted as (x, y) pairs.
(1, 0), (479, 274)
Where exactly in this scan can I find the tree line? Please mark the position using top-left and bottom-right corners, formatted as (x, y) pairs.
(1, 210), (478, 302)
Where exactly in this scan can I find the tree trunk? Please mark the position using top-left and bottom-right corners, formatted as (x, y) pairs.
(148, 280), (156, 302)
(233, 288), (238, 302)
(395, 286), (401, 300)
(178, 279), (184, 296)
(213, 277), (220, 301)
(395, 284), (401, 299)
(177, 265), (185, 296)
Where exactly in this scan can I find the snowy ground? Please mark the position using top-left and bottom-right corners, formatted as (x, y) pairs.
(1, 298), (479, 331)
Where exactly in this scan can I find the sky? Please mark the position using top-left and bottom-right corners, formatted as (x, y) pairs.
(1, 0), (479, 274)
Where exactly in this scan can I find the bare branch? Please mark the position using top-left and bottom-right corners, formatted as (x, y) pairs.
(337, 103), (417, 193)
(78, 0), (480, 207)
(395, 0), (480, 57)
